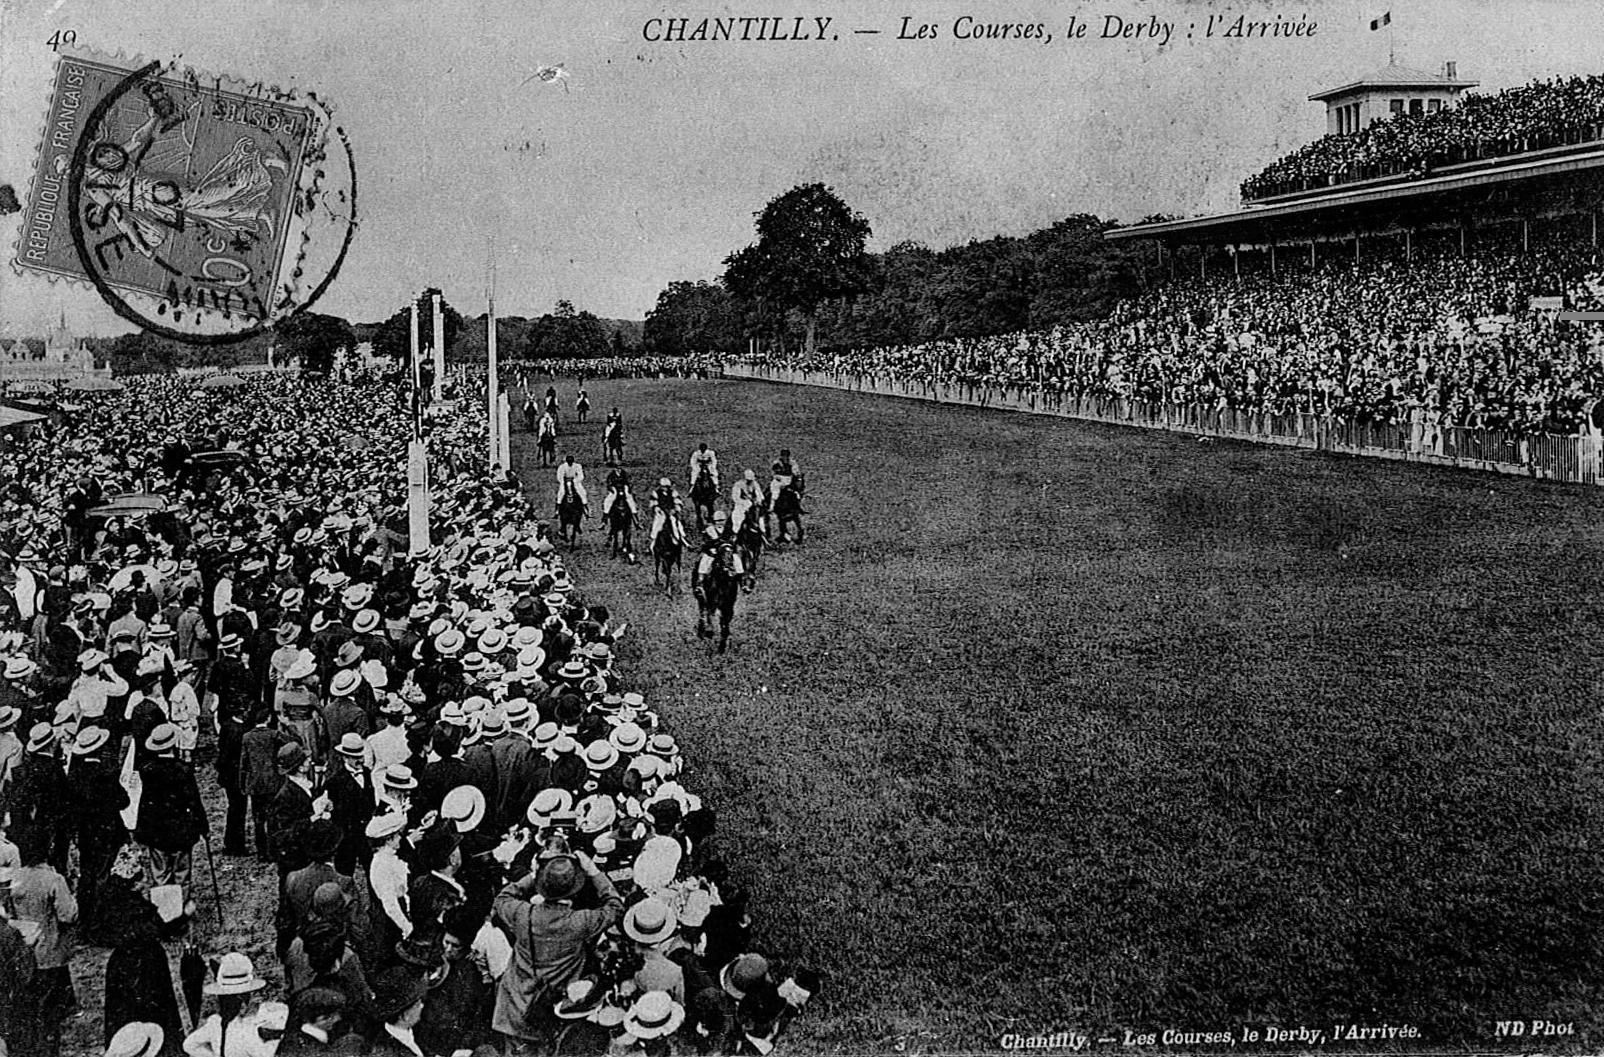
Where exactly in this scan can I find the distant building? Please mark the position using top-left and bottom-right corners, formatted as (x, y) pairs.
(0, 313), (112, 386)
(1311, 61), (1478, 136)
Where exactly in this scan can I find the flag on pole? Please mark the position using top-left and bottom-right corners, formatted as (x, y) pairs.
(1370, 11), (1391, 29)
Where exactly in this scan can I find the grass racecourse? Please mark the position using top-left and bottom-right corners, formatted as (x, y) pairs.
(525, 377), (1604, 1054)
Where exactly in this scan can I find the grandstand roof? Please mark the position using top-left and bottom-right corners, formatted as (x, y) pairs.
(1309, 62), (1477, 101)
(0, 405), (46, 432)
(1106, 142), (1604, 245)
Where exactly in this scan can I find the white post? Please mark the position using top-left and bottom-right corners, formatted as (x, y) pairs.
(497, 393), (511, 469)
(407, 439), (430, 555)
(409, 302), (421, 409)
(431, 292), (445, 404)
(487, 297), (499, 472)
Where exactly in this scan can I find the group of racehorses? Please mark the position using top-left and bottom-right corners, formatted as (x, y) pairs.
(522, 384), (805, 652)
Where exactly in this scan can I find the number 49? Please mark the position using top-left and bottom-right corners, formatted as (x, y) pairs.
(46, 29), (78, 50)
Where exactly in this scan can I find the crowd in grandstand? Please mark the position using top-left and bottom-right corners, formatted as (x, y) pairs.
(0, 372), (812, 1056)
(510, 357), (721, 384)
(733, 243), (1604, 437)
(1243, 72), (1604, 200)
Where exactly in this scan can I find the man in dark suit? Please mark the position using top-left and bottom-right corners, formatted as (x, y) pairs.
(416, 726), (470, 816)
(5, 724), (71, 871)
(284, 820), (355, 939)
(133, 723), (208, 888)
(269, 740), (318, 961)
(212, 633), (256, 854)
(325, 734), (373, 877)
(64, 726), (128, 932)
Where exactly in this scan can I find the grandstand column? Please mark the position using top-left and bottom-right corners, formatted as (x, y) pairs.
(1522, 217), (1529, 254)
(432, 292), (445, 404)
(1592, 210), (1598, 248)
(1200, 245), (1207, 279)
(1233, 245), (1239, 277)
(1406, 230), (1412, 262)
(1270, 241), (1276, 275)
(1354, 233), (1360, 261)
(1460, 223), (1468, 256)
(1308, 242), (1315, 267)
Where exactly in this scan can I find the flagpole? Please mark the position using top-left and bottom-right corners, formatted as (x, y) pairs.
(408, 296), (430, 555)
(487, 254), (500, 474)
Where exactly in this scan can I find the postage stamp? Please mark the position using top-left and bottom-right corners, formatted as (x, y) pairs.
(13, 48), (355, 340)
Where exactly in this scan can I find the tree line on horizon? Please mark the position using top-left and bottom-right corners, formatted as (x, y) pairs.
(643, 183), (1172, 359)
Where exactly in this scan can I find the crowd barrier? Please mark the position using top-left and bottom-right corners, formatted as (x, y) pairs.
(721, 364), (1604, 486)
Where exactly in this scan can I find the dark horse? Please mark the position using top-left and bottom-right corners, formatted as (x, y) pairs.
(696, 540), (745, 652)
(556, 481), (585, 546)
(772, 481), (805, 545)
(602, 419), (624, 467)
(734, 507), (765, 588)
(651, 514), (683, 592)
(690, 469), (718, 531)
(606, 492), (639, 562)
(575, 392), (591, 425)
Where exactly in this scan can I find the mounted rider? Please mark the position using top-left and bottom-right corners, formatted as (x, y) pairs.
(648, 476), (688, 546)
(689, 442), (720, 491)
(692, 510), (743, 598)
(537, 408), (558, 443)
(730, 469), (765, 532)
(770, 448), (803, 503)
(602, 466), (638, 519)
(575, 388), (591, 418)
(555, 454), (588, 511)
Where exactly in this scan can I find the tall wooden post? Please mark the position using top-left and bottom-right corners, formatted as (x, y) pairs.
(487, 295), (500, 472)
(431, 292), (445, 404)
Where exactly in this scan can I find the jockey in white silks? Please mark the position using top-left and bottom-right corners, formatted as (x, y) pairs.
(693, 510), (744, 594)
(730, 469), (765, 532)
(688, 443), (720, 491)
(555, 455), (587, 510)
(537, 410), (558, 443)
(648, 477), (688, 546)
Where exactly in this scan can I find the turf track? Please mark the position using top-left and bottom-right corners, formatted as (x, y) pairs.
(518, 376), (1604, 1054)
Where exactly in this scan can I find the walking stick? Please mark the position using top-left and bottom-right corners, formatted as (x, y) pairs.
(202, 832), (225, 928)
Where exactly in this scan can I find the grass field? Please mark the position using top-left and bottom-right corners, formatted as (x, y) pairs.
(519, 377), (1604, 1054)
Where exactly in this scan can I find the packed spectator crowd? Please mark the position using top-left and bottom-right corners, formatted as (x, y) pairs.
(0, 370), (813, 1056)
(1242, 72), (1604, 200)
(509, 357), (722, 385)
(732, 241), (1604, 437)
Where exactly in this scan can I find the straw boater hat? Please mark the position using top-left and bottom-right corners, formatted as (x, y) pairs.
(609, 722), (647, 755)
(441, 785), (486, 833)
(623, 991), (685, 1040)
(575, 793), (617, 835)
(275, 622), (300, 647)
(335, 640), (364, 667)
(71, 726), (110, 757)
(205, 952), (267, 995)
(0, 706), (19, 732)
(334, 732), (366, 759)
(382, 764), (417, 792)
(623, 898), (680, 946)
(352, 608), (382, 635)
(330, 669), (363, 698)
(554, 979), (607, 1021)
(532, 722), (561, 752)
(104, 1022), (164, 1057)
(24, 722), (55, 754)
(527, 787), (575, 828)
(583, 739), (619, 773)
(434, 628), (466, 657)
(4, 657), (38, 681)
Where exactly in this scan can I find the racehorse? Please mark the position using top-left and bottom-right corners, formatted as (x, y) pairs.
(690, 468), (719, 531)
(606, 493), (638, 562)
(602, 419), (624, 467)
(575, 391), (591, 425)
(650, 514), (683, 592)
(773, 481), (805, 545)
(696, 540), (746, 653)
(556, 481), (585, 546)
(734, 506), (765, 587)
(537, 419), (558, 467)
(544, 393), (560, 429)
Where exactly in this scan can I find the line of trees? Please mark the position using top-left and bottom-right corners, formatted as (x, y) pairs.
(644, 184), (1167, 358)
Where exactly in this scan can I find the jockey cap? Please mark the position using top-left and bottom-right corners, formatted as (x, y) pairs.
(713, 510), (729, 524)
(744, 469), (755, 481)
(659, 477), (671, 487)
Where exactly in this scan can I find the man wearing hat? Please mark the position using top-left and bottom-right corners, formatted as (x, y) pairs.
(278, 987), (357, 1056)
(285, 820), (355, 940)
(326, 733), (375, 877)
(407, 827), (465, 934)
(367, 967), (430, 1057)
(211, 629), (257, 857)
(268, 741), (317, 882)
(0, 704), (21, 797)
(4, 723), (69, 872)
(239, 709), (294, 862)
(133, 723), (208, 889)
(64, 725), (128, 932)
(491, 850), (624, 1044)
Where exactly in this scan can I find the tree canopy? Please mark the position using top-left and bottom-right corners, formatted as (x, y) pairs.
(273, 312), (354, 378)
(643, 280), (743, 357)
(722, 183), (872, 354)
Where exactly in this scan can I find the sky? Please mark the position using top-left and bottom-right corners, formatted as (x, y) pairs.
(0, 0), (1600, 336)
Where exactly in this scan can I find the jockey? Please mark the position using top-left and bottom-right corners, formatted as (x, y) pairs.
(689, 442), (720, 490)
(648, 477), (688, 546)
(730, 468), (764, 510)
(692, 510), (743, 596)
(575, 389), (590, 415)
(537, 409), (558, 440)
(555, 454), (588, 509)
(770, 448), (802, 504)
(602, 467), (638, 518)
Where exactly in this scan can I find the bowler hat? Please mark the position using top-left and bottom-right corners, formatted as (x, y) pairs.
(536, 855), (586, 901)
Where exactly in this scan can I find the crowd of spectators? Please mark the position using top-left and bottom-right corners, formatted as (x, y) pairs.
(732, 241), (1604, 437)
(0, 370), (812, 1055)
(508, 356), (722, 384)
(1243, 72), (1604, 200)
